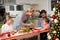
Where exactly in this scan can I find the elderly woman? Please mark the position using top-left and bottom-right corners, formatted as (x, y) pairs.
(38, 10), (50, 40)
(20, 8), (38, 40)
(21, 8), (34, 29)
(13, 8), (34, 30)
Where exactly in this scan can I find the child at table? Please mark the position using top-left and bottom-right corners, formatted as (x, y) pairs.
(39, 18), (50, 40)
(1, 17), (14, 33)
(40, 18), (50, 32)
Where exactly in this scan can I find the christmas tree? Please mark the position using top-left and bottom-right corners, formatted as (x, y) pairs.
(48, 1), (60, 40)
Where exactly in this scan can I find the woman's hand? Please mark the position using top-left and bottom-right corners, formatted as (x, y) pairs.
(28, 23), (34, 26)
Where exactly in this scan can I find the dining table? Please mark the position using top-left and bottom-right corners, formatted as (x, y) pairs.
(0, 27), (41, 40)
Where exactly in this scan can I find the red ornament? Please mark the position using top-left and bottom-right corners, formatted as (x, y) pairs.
(58, 4), (60, 8)
(0, 34), (4, 37)
(51, 15), (56, 19)
(53, 36), (56, 40)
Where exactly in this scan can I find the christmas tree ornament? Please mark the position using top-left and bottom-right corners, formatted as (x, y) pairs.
(57, 0), (59, 3)
(58, 28), (60, 32)
(56, 11), (58, 13)
(56, 38), (59, 40)
(53, 36), (57, 40)
(58, 17), (60, 20)
(51, 15), (56, 19)
(47, 33), (51, 39)
(54, 19), (59, 23)
(55, 14), (58, 17)
(57, 35), (59, 37)
(58, 32), (59, 33)
(53, 8), (56, 11)
(58, 4), (60, 8)
(58, 12), (60, 17)
(50, 18), (54, 21)
(53, 30), (56, 33)
(51, 27), (54, 29)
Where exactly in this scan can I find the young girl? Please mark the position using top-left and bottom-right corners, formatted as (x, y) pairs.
(1, 17), (14, 33)
(40, 18), (50, 32)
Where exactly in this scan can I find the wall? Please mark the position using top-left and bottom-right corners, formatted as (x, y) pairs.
(16, 0), (38, 5)
(38, 0), (54, 15)
(5, 0), (54, 16)
(23, 5), (30, 10)
(23, 4), (39, 11)
(16, 0), (54, 15)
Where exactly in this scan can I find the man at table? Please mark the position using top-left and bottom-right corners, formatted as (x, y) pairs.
(38, 10), (50, 40)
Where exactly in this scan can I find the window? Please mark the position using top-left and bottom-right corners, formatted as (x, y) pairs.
(0, 0), (2, 3)
(16, 5), (23, 11)
(9, 5), (14, 11)
(0, 0), (4, 4)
